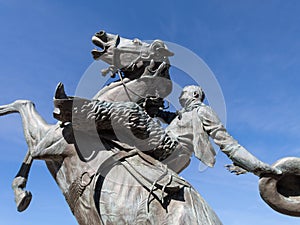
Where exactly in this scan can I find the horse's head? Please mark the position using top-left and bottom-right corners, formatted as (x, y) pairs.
(90, 30), (174, 103)
(91, 30), (174, 79)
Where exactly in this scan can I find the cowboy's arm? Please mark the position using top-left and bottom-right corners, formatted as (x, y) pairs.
(198, 105), (281, 176)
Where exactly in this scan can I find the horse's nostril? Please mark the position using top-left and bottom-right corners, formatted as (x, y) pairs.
(95, 30), (107, 42)
(99, 30), (105, 36)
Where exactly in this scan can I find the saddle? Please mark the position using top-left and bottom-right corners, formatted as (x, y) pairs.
(95, 142), (190, 206)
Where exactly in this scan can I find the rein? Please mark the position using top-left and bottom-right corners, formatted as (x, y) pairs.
(117, 70), (146, 101)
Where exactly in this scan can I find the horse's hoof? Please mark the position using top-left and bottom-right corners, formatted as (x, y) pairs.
(16, 191), (32, 212)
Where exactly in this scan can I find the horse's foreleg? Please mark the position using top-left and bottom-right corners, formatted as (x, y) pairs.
(12, 151), (33, 212)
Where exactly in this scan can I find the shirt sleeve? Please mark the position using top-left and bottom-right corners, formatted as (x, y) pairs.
(197, 105), (239, 154)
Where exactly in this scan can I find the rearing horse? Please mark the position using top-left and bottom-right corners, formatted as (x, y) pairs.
(0, 99), (223, 225)
(0, 30), (223, 224)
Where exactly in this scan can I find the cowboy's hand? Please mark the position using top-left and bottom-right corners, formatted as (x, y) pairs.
(143, 96), (164, 117)
(252, 163), (282, 178)
(226, 163), (282, 177)
(225, 164), (248, 175)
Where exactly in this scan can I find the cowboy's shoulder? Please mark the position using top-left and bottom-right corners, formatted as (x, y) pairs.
(196, 103), (212, 114)
(196, 104), (220, 120)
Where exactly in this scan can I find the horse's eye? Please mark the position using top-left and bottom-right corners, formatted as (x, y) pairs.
(133, 38), (142, 45)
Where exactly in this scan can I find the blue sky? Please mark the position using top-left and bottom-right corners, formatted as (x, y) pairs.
(0, 0), (300, 224)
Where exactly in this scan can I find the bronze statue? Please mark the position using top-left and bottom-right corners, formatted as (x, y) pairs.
(1, 30), (300, 225)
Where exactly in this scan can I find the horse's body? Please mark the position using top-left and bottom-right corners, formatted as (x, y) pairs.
(0, 100), (222, 225)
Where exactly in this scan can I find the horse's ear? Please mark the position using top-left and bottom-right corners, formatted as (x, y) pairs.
(115, 35), (120, 47)
(55, 83), (67, 99)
